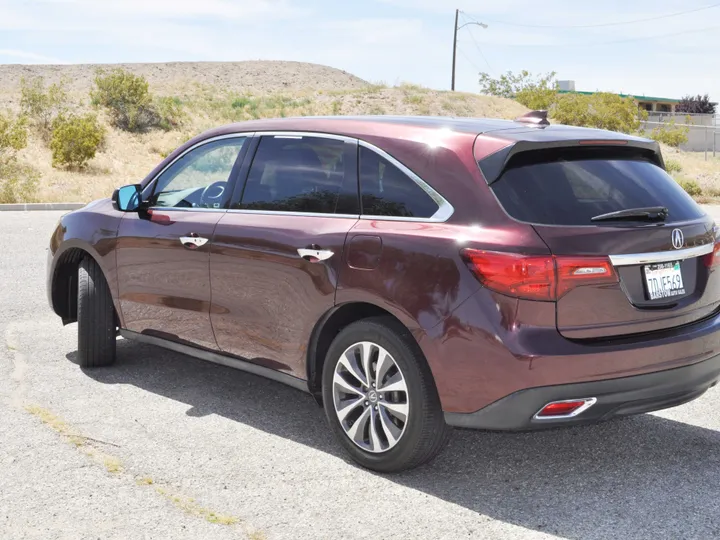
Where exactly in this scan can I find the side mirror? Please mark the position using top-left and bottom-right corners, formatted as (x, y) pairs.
(112, 184), (143, 212)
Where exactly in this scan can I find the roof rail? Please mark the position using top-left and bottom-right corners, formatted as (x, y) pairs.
(514, 110), (550, 126)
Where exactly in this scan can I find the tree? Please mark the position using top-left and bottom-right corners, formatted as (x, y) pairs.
(675, 94), (716, 115)
(478, 70), (558, 109)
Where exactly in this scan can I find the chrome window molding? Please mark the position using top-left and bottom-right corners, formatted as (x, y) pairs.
(144, 130), (455, 222)
(259, 131), (357, 144)
(358, 140), (454, 223)
(228, 209), (360, 219)
(609, 243), (714, 266)
(148, 207), (228, 213)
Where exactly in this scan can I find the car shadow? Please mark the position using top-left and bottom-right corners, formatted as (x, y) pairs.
(74, 340), (720, 539)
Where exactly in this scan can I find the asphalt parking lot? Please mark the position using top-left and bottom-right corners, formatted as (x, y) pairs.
(2, 209), (720, 540)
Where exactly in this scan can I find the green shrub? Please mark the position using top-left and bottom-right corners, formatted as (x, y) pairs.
(479, 70), (557, 101)
(665, 158), (682, 173)
(0, 161), (40, 203)
(551, 92), (645, 133)
(20, 76), (68, 138)
(0, 112), (28, 155)
(648, 120), (689, 147)
(90, 68), (157, 131)
(0, 111), (38, 203)
(676, 178), (702, 197)
(50, 114), (105, 169)
(155, 96), (185, 131)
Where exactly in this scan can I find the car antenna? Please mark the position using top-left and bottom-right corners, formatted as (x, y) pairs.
(514, 110), (550, 126)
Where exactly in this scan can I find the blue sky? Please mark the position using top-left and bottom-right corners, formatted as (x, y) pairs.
(1, 0), (718, 102)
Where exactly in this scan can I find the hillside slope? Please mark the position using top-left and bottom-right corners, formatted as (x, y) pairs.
(1, 60), (532, 202)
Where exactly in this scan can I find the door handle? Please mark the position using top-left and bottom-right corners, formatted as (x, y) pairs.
(180, 235), (209, 249)
(297, 248), (334, 262)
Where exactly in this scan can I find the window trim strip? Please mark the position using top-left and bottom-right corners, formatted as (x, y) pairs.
(144, 130), (455, 222)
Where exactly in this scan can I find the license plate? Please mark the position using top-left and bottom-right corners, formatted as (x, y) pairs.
(643, 261), (685, 300)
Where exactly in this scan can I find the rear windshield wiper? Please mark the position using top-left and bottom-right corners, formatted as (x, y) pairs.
(591, 206), (669, 222)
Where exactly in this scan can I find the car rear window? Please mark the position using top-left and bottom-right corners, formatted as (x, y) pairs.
(490, 152), (704, 226)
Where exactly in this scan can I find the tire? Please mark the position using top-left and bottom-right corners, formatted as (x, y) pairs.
(322, 316), (450, 473)
(77, 257), (117, 368)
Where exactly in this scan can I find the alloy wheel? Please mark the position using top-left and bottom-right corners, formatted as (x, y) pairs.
(332, 341), (409, 453)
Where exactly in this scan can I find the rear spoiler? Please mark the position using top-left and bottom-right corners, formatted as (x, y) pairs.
(477, 138), (665, 185)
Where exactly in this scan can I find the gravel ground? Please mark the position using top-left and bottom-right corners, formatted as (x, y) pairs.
(2, 210), (720, 540)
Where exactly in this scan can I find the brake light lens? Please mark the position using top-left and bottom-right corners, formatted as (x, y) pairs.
(703, 240), (720, 267)
(461, 249), (618, 301)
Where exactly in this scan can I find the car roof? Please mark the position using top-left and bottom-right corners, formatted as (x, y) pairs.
(196, 115), (652, 145)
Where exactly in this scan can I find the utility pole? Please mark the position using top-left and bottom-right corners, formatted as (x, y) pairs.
(451, 8), (459, 91)
(451, 10), (488, 91)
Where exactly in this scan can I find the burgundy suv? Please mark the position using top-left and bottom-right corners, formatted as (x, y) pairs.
(47, 114), (720, 472)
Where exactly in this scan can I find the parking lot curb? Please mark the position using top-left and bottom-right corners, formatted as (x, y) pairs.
(0, 203), (86, 211)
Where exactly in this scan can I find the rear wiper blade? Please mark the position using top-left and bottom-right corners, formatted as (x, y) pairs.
(591, 206), (669, 222)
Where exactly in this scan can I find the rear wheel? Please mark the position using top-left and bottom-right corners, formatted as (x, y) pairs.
(76, 258), (116, 368)
(322, 316), (450, 473)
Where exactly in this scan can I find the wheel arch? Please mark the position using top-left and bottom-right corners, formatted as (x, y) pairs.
(306, 301), (427, 399)
(50, 244), (118, 326)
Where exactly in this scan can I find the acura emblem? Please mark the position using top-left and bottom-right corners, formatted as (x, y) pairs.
(671, 229), (684, 250)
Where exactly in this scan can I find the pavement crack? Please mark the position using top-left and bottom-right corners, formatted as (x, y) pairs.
(23, 401), (265, 537)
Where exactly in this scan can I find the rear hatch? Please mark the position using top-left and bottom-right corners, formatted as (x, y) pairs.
(478, 134), (720, 340)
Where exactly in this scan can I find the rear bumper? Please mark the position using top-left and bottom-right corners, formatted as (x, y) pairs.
(444, 353), (720, 430)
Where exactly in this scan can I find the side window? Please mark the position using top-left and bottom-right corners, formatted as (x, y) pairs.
(236, 136), (358, 215)
(359, 146), (439, 218)
(149, 137), (246, 209)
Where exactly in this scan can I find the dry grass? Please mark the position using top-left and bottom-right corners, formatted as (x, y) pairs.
(2, 61), (527, 202)
(660, 144), (720, 198)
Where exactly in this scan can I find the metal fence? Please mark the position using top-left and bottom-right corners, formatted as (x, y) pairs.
(640, 113), (719, 158)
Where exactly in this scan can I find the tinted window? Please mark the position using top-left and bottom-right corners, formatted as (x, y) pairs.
(359, 147), (439, 218)
(150, 138), (246, 209)
(491, 157), (704, 225)
(237, 136), (358, 214)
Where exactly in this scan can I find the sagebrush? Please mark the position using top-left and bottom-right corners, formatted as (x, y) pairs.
(648, 120), (689, 147)
(50, 114), (106, 169)
(20, 76), (68, 138)
(91, 68), (183, 132)
(0, 111), (39, 202)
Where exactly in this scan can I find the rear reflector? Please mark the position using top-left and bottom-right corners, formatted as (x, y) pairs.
(534, 398), (597, 419)
(460, 250), (619, 301)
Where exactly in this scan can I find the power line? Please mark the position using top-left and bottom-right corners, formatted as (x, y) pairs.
(456, 45), (483, 73)
(470, 24), (720, 48)
(466, 2), (720, 29)
(459, 12), (493, 73)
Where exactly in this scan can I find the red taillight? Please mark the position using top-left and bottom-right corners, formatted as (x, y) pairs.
(555, 257), (617, 298)
(460, 250), (556, 300)
(535, 398), (596, 419)
(703, 241), (720, 268)
(461, 249), (618, 301)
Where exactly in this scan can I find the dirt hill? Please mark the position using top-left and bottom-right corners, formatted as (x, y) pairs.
(0, 61), (370, 101)
(1, 60), (532, 202)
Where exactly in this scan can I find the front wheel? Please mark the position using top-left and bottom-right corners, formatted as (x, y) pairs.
(322, 316), (450, 473)
(76, 258), (117, 368)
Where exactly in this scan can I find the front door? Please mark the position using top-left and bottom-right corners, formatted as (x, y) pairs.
(210, 133), (359, 377)
(116, 135), (250, 349)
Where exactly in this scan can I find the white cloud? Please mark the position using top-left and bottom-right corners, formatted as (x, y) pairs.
(0, 48), (65, 63)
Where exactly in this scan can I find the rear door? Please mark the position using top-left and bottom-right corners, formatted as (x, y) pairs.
(488, 145), (719, 339)
(209, 133), (359, 378)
